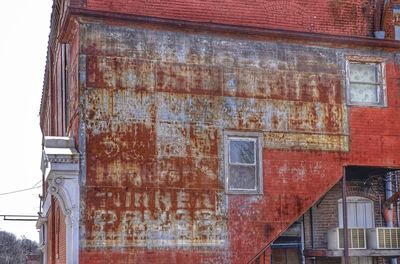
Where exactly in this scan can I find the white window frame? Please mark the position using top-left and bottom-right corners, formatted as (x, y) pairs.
(345, 57), (387, 107)
(224, 131), (263, 194)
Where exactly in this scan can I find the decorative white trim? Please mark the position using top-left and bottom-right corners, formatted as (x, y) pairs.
(48, 174), (79, 226)
(40, 136), (80, 264)
(47, 174), (79, 264)
(36, 215), (48, 230)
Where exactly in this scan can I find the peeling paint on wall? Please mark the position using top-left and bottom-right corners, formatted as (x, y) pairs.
(86, 189), (227, 248)
(81, 23), (349, 250)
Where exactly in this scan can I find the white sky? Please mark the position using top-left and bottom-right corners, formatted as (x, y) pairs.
(0, 0), (53, 241)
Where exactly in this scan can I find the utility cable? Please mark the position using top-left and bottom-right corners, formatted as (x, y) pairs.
(0, 185), (42, 196)
(32, 180), (41, 187)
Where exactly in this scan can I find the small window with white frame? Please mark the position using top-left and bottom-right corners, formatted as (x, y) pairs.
(346, 58), (386, 106)
(224, 132), (262, 194)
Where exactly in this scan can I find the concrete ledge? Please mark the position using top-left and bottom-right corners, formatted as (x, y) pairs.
(304, 249), (400, 257)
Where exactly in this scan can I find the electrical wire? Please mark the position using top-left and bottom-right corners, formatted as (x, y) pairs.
(0, 185), (42, 196)
(32, 180), (41, 187)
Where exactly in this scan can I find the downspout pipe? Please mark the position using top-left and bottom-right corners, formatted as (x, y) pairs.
(374, 0), (389, 38)
(375, 0), (383, 32)
(396, 174), (399, 227)
(385, 174), (393, 227)
(385, 173), (397, 264)
(342, 168), (349, 264)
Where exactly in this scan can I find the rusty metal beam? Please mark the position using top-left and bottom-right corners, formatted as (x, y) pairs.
(0, 215), (38, 222)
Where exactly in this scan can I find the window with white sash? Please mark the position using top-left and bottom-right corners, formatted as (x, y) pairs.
(346, 59), (386, 107)
(224, 132), (262, 194)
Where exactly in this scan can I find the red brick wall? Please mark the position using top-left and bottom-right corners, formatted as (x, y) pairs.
(67, 26), (81, 144)
(83, 0), (376, 37)
(57, 204), (67, 264)
(346, 60), (400, 167)
(40, 2), (400, 263)
(74, 20), (400, 263)
(55, 203), (67, 264)
(46, 199), (67, 264)
(47, 200), (54, 264)
(42, 27), (80, 140)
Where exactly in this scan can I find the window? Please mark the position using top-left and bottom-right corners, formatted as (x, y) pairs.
(338, 197), (374, 264)
(271, 222), (302, 264)
(338, 196), (374, 228)
(224, 132), (262, 194)
(61, 43), (70, 135)
(396, 26), (400, 41)
(346, 59), (386, 106)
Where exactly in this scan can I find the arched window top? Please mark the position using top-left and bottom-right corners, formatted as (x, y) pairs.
(337, 196), (373, 204)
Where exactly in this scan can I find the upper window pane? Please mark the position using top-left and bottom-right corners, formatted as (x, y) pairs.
(349, 64), (378, 83)
(229, 140), (255, 164)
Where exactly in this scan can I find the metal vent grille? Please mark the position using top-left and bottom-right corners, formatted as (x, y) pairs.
(338, 228), (366, 249)
(377, 228), (400, 249)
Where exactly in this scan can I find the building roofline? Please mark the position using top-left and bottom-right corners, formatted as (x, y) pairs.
(39, 0), (62, 131)
(68, 7), (400, 50)
(40, 5), (400, 129)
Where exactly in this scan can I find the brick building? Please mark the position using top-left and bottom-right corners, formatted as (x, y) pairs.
(37, 0), (400, 263)
(26, 254), (41, 264)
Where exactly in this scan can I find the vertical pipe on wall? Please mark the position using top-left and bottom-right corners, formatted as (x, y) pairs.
(342, 167), (349, 264)
(396, 173), (400, 227)
(309, 208), (316, 264)
(386, 173), (397, 264)
(386, 173), (393, 227)
(301, 219), (305, 264)
(310, 208), (314, 249)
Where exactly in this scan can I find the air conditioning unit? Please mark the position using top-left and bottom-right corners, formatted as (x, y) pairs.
(327, 228), (366, 249)
(367, 227), (400, 249)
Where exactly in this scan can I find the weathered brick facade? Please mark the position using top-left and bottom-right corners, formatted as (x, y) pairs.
(38, 0), (400, 263)
(46, 199), (67, 264)
(303, 181), (384, 249)
(302, 177), (400, 264)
